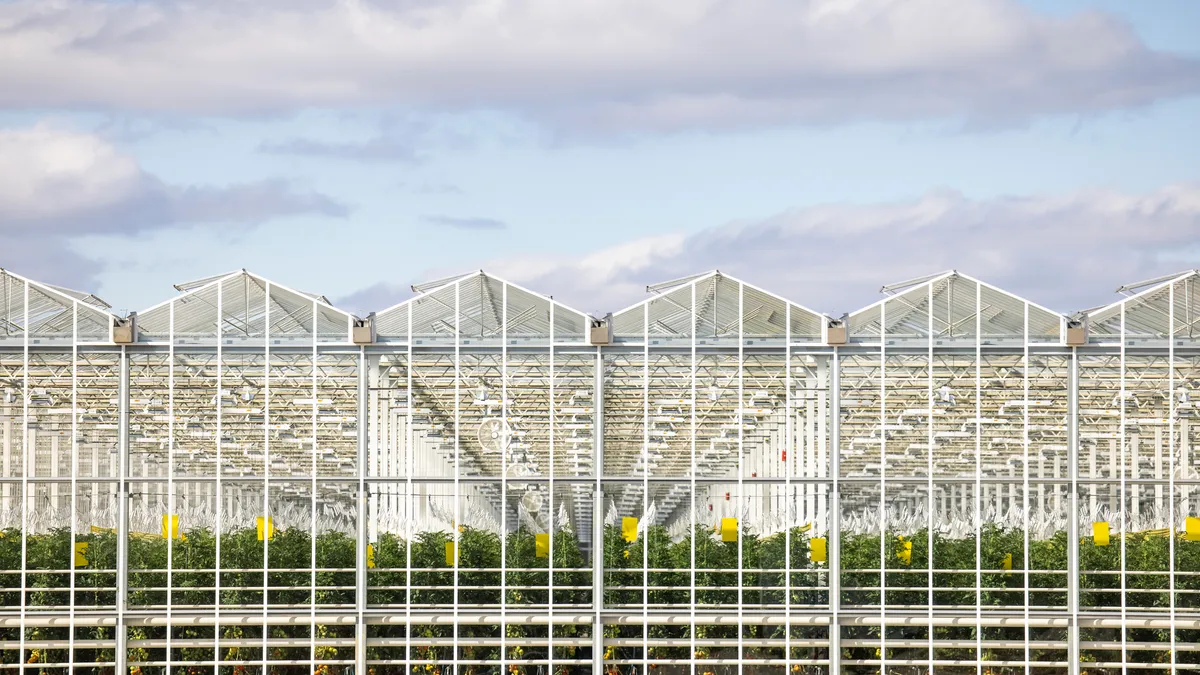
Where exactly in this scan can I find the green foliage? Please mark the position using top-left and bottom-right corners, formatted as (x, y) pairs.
(4, 522), (1199, 673)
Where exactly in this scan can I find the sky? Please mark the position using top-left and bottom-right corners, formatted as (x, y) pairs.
(2, 0), (1199, 319)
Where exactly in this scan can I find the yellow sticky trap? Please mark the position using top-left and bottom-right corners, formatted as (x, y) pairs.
(256, 516), (275, 541)
(809, 537), (827, 563)
(535, 533), (550, 558)
(366, 544), (376, 569)
(1186, 517), (1200, 542)
(896, 536), (912, 565)
(721, 518), (738, 543)
(1093, 522), (1110, 547)
(1002, 553), (1013, 571)
(621, 517), (638, 543)
(74, 542), (89, 568)
(445, 541), (457, 566)
(161, 514), (181, 540)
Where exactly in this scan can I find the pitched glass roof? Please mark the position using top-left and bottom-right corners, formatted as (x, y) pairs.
(848, 270), (1065, 344)
(1086, 269), (1200, 341)
(374, 271), (590, 344)
(0, 268), (114, 343)
(610, 270), (827, 343)
(135, 269), (353, 344)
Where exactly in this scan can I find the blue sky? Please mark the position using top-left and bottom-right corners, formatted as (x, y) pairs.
(2, 0), (1198, 318)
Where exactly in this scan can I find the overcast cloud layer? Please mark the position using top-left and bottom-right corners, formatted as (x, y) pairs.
(3, 0), (1198, 131)
(337, 184), (1200, 317)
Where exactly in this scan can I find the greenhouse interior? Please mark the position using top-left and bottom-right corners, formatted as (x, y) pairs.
(1, 265), (1199, 675)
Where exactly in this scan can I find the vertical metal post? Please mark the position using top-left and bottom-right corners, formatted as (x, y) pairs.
(453, 282), (461, 675)
(549, 297), (557, 672)
(1119, 298), (1128, 671)
(310, 299), (319, 671)
(736, 282), (745, 675)
(641, 301), (649, 674)
(1067, 343), (1081, 674)
(926, 284), (934, 666)
(214, 283), (224, 673)
(404, 300), (414, 675)
(974, 282), (982, 675)
(593, 348), (605, 674)
(18, 281), (27, 675)
(828, 347), (841, 673)
(878, 295), (887, 674)
(262, 283), (271, 671)
(501, 282), (509, 675)
(1168, 281), (1177, 670)
(116, 344), (130, 675)
(167, 294), (177, 675)
(68, 299), (79, 672)
(689, 284), (697, 675)
(357, 345), (369, 675)
(1023, 303), (1031, 675)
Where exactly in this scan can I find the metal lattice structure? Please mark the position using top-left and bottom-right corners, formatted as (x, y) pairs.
(2, 266), (1200, 675)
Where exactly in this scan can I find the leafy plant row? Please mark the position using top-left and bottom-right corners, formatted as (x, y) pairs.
(2, 524), (1198, 611)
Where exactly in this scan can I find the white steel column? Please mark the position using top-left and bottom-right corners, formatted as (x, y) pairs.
(68, 297), (79, 672)
(1119, 298), (1128, 668)
(501, 282), (509, 675)
(926, 284), (934, 666)
(310, 300), (319, 671)
(689, 283), (697, 675)
(1022, 303), (1031, 674)
(592, 347), (604, 675)
(1067, 344), (1081, 674)
(736, 282), (745, 675)
(214, 282), (225, 671)
(167, 294), (177, 675)
(116, 342), (130, 675)
(549, 296), (557, 672)
(357, 344), (369, 675)
(641, 300), (649, 674)
(261, 284), (271, 672)
(974, 282), (982, 675)
(453, 282), (461, 674)
(783, 302), (792, 673)
(17, 282), (27, 673)
(405, 300), (414, 675)
(1168, 282), (1177, 669)
(878, 296), (887, 674)
(828, 347), (841, 673)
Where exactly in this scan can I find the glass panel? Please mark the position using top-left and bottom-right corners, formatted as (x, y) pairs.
(741, 284), (787, 342)
(27, 286), (73, 341)
(0, 274), (26, 341)
(0, 350), (26, 479)
(222, 353), (267, 478)
(553, 352), (595, 478)
(365, 481), (414, 609)
(317, 353), (358, 479)
(219, 274), (268, 340)
(647, 284), (694, 343)
(266, 282), (316, 340)
(316, 303), (350, 343)
(603, 352), (644, 478)
(840, 354), (882, 479)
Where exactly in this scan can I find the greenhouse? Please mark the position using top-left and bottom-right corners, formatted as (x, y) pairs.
(1, 265), (1199, 675)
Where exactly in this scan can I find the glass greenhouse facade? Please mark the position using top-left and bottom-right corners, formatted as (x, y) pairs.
(1, 266), (1199, 675)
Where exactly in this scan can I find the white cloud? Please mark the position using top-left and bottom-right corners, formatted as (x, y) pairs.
(0, 123), (349, 289)
(1, 0), (1196, 130)
(422, 184), (1200, 316)
(0, 124), (144, 225)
